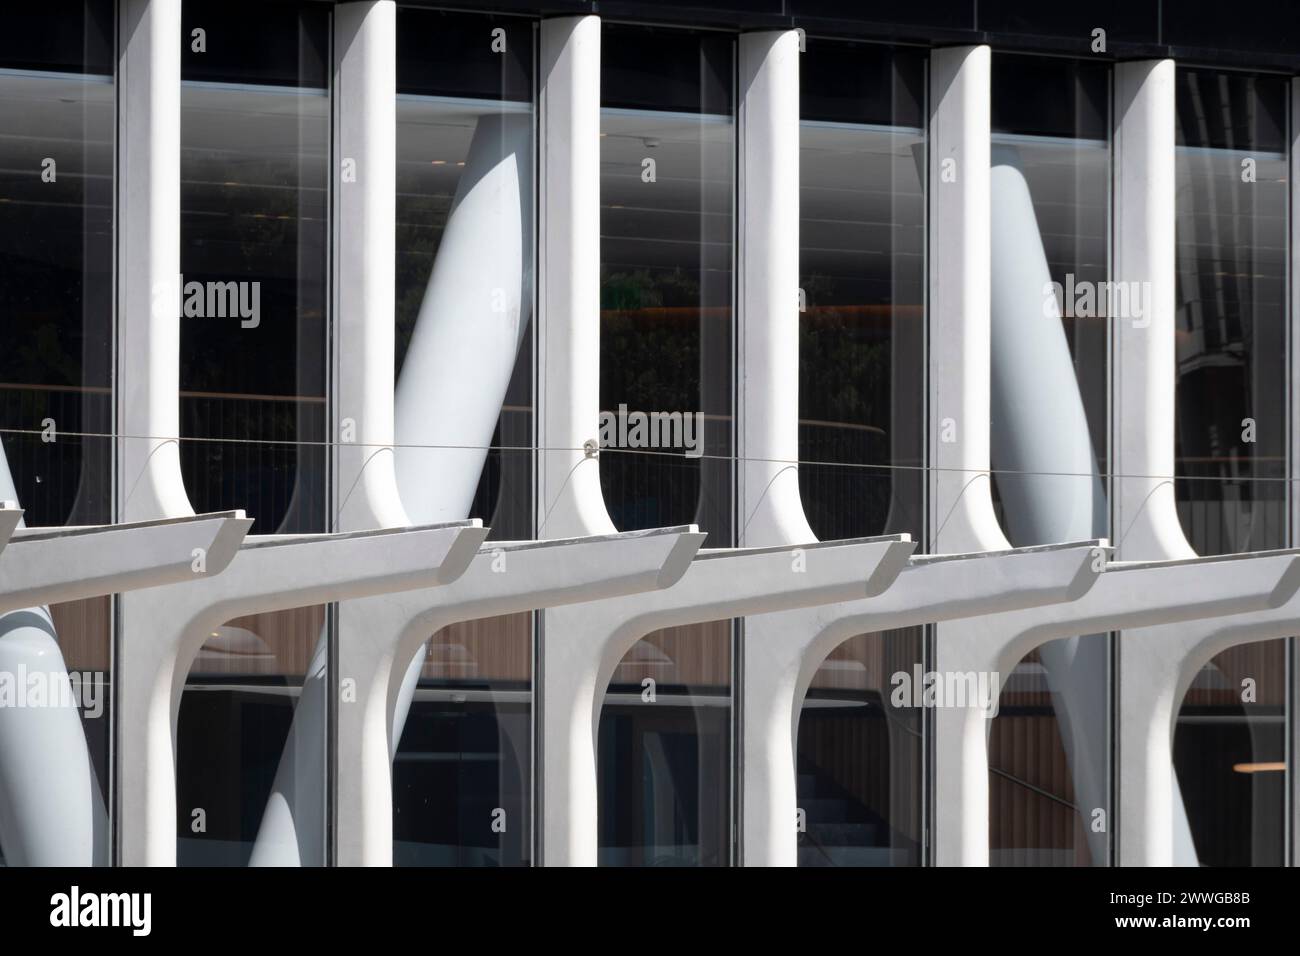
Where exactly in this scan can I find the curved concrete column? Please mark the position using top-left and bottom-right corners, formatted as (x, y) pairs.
(536, 15), (615, 539)
(326, 527), (702, 866)
(393, 112), (534, 522)
(0, 513), (251, 866)
(539, 534), (916, 865)
(932, 549), (1300, 865)
(1118, 588), (1300, 865)
(118, 0), (190, 522)
(736, 29), (814, 548)
(989, 154), (1107, 543)
(115, 521), (486, 866)
(742, 541), (1106, 865)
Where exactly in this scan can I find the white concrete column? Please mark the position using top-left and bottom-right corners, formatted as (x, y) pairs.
(742, 542), (1105, 866)
(332, 528), (701, 866)
(938, 550), (1300, 866)
(539, 536), (916, 865)
(536, 15), (614, 539)
(1112, 59), (1189, 562)
(736, 30), (813, 548)
(1119, 581), (1300, 866)
(392, 58), (534, 522)
(333, 1), (406, 531)
(0, 514), (249, 866)
(927, 43), (1006, 867)
(117, 0), (191, 523)
(927, 45), (1003, 556)
(116, 523), (484, 866)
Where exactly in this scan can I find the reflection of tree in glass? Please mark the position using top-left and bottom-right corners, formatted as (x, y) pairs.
(600, 267), (702, 414)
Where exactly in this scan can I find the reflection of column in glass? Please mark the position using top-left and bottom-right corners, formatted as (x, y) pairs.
(394, 112), (534, 523)
(248, 634), (326, 866)
(989, 149), (1109, 864)
(0, 448), (103, 866)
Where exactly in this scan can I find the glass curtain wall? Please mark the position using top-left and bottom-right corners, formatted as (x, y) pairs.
(1172, 68), (1289, 867)
(797, 39), (925, 542)
(596, 24), (735, 867)
(794, 38), (926, 868)
(390, 8), (536, 866)
(0, 0), (114, 867)
(178, 0), (329, 534)
(987, 54), (1111, 867)
(175, 0), (331, 866)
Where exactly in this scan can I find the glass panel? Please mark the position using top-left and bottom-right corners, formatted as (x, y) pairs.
(175, 0), (332, 868)
(794, 42), (927, 869)
(796, 627), (924, 866)
(0, 0), (114, 867)
(598, 622), (732, 866)
(1174, 642), (1286, 866)
(1174, 70), (1287, 556)
(798, 39), (925, 541)
(599, 24), (735, 542)
(989, 53), (1110, 537)
(990, 648), (1099, 866)
(392, 613), (532, 866)
(986, 54), (1111, 866)
(1173, 68), (1289, 867)
(394, 8), (534, 538)
(177, 606), (327, 865)
(390, 9), (536, 866)
(179, 0), (330, 534)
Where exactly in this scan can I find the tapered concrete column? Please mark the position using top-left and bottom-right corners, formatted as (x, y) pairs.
(736, 30), (812, 547)
(117, 0), (189, 522)
(931, 550), (1300, 865)
(743, 542), (1105, 865)
(331, 528), (701, 865)
(115, 522), (485, 865)
(536, 16), (614, 539)
(1120, 594), (1300, 865)
(928, 45), (1003, 556)
(1119, 572), (1300, 865)
(0, 513), (249, 866)
(539, 535), (915, 865)
(333, 1), (405, 531)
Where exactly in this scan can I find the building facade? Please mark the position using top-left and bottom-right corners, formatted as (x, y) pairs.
(2, 0), (1300, 866)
